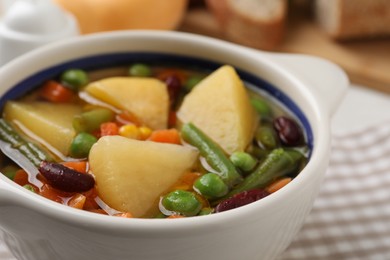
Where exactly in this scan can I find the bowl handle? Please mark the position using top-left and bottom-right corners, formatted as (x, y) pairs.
(256, 52), (349, 117)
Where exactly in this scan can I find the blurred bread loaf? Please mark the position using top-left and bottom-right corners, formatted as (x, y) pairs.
(205, 0), (287, 50)
(53, 0), (188, 34)
(315, 0), (390, 39)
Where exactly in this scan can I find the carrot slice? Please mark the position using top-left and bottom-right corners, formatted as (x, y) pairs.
(39, 80), (74, 103)
(266, 177), (292, 193)
(82, 188), (99, 210)
(61, 161), (88, 174)
(100, 122), (119, 136)
(148, 128), (181, 145)
(68, 194), (86, 209)
(39, 184), (71, 203)
(167, 214), (185, 219)
(13, 170), (29, 186)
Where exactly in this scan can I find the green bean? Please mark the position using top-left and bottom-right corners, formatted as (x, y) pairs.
(69, 132), (97, 158)
(181, 123), (242, 187)
(73, 108), (114, 133)
(161, 190), (202, 217)
(0, 119), (22, 146)
(193, 173), (229, 199)
(60, 69), (89, 91)
(225, 148), (303, 198)
(0, 119), (53, 166)
(230, 151), (257, 172)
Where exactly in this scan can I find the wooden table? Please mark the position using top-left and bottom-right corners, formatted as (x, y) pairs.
(179, 8), (390, 94)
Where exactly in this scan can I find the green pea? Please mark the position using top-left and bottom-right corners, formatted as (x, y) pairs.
(61, 69), (89, 91)
(198, 207), (214, 216)
(184, 75), (203, 92)
(69, 132), (97, 158)
(128, 63), (152, 77)
(250, 97), (272, 118)
(161, 190), (202, 217)
(255, 126), (278, 149)
(193, 173), (228, 199)
(23, 184), (36, 193)
(230, 151), (257, 172)
(1, 165), (19, 180)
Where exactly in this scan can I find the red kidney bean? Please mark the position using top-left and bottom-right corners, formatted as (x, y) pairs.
(273, 116), (303, 146)
(164, 75), (182, 105)
(39, 161), (95, 192)
(215, 189), (269, 213)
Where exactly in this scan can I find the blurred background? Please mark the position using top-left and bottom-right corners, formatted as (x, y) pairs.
(2, 0), (389, 93)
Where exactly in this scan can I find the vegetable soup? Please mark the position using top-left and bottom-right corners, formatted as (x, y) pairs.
(0, 61), (309, 218)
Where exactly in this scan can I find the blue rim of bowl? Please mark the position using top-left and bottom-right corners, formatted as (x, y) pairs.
(0, 52), (313, 152)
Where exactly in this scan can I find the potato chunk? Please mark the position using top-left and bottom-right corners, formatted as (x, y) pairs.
(177, 65), (257, 154)
(85, 77), (169, 130)
(89, 136), (199, 217)
(3, 101), (82, 156)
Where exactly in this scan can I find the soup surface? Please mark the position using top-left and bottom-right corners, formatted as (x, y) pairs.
(0, 62), (309, 218)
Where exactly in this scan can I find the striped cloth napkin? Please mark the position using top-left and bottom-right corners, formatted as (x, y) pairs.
(1, 121), (389, 260)
(280, 120), (390, 260)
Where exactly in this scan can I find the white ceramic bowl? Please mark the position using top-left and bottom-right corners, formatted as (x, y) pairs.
(0, 31), (348, 260)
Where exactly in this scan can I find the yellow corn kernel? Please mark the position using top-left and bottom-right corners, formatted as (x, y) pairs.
(119, 124), (140, 139)
(138, 126), (152, 140)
